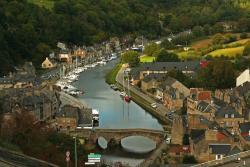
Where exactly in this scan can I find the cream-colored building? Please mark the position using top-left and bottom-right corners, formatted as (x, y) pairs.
(236, 69), (250, 87)
(41, 57), (56, 69)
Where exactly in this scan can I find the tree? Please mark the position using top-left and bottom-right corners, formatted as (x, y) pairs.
(121, 50), (140, 67)
(243, 42), (250, 57)
(161, 39), (175, 49)
(155, 49), (179, 62)
(144, 43), (160, 57)
(192, 26), (204, 37)
(183, 155), (197, 164)
(212, 33), (225, 44)
(198, 60), (236, 89)
(240, 32), (248, 39)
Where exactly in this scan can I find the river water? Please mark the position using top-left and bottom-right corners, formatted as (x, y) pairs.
(72, 60), (163, 166)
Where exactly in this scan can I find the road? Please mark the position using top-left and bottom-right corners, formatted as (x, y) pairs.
(217, 157), (250, 167)
(116, 65), (172, 123)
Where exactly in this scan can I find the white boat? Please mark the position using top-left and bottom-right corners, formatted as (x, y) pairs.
(92, 109), (99, 121)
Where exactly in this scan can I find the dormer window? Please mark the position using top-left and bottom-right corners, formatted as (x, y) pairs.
(225, 114), (228, 118)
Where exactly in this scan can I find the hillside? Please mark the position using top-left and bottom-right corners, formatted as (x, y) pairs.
(0, 0), (249, 75)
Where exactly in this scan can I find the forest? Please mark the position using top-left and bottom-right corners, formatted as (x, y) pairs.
(0, 0), (249, 75)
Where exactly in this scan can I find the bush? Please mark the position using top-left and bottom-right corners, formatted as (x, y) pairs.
(240, 32), (248, 39)
(183, 155), (198, 164)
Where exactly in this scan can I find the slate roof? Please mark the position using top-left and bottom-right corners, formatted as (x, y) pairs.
(57, 105), (78, 118)
(239, 122), (250, 133)
(142, 73), (166, 82)
(190, 129), (205, 141)
(139, 61), (200, 72)
(234, 81), (250, 96)
(209, 144), (231, 155)
(215, 106), (242, 119)
(228, 146), (241, 155)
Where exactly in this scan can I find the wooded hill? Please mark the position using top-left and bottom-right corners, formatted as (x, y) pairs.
(0, 0), (249, 75)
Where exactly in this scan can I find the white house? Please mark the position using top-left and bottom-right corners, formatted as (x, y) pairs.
(236, 69), (250, 87)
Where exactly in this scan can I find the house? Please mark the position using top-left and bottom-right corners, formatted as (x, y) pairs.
(22, 90), (60, 121)
(189, 127), (237, 162)
(55, 105), (93, 131)
(56, 105), (79, 131)
(162, 78), (190, 110)
(0, 62), (41, 90)
(239, 122), (250, 145)
(171, 115), (185, 145)
(208, 144), (232, 160)
(168, 145), (190, 158)
(58, 50), (72, 63)
(214, 105), (244, 133)
(236, 69), (250, 87)
(73, 47), (86, 59)
(187, 89), (214, 122)
(140, 73), (165, 93)
(137, 61), (200, 80)
(41, 57), (56, 69)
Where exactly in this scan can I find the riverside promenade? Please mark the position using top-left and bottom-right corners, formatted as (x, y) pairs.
(116, 65), (172, 125)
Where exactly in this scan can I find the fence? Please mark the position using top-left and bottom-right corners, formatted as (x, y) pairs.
(191, 150), (250, 167)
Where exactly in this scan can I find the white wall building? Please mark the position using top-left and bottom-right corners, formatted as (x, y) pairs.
(236, 69), (250, 87)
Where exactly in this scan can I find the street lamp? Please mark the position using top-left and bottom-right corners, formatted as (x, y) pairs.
(73, 136), (77, 167)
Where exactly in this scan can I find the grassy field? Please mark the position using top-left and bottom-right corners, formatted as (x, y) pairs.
(27, 0), (54, 9)
(177, 50), (201, 60)
(226, 38), (250, 47)
(105, 64), (122, 84)
(140, 55), (156, 62)
(207, 46), (245, 58)
(191, 38), (213, 50)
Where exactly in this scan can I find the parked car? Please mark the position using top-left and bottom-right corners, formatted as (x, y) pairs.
(151, 103), (157, 108)
(165, 137), (171, 144)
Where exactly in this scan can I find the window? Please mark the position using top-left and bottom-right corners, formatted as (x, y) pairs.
(225, 114), (228, 118)
(231, 114), (234, 118)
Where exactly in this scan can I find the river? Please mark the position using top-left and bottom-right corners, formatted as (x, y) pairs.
(72, 60), (163, 166)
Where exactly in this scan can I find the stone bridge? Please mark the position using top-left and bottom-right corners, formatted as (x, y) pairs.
(71, 128), (166, 145)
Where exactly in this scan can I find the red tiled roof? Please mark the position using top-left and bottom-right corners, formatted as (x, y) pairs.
(197, 91), (211, 101)
(169, 145), (190, 153)
(200, 61), (209, 68)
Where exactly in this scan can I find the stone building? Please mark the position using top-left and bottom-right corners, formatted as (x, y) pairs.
(41, 57), (56, 69)
(171, 115), (184, 145)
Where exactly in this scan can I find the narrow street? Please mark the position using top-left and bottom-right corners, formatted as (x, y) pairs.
(116, 65), (172, 123)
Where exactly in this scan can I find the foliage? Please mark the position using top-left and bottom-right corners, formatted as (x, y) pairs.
(166, 69), (197, 88)
(144, 43), (160, 57)
(155, 49), (180, 62)
(183, 134), (190, 145)
(161, 39), (175, 49)
(183, 155), (197, 164)
(243, 42), (250, 56)
(197, 60), (236, 89)
(121, 51), (140, 67)
(0, 0), (249, 75)
(207, 46), (245, 58)
(0, 111), (86, 166)
(105, 64), (122, 84)
(240, 32), (248, 39)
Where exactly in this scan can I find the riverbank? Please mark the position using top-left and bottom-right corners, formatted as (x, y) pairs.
(105, 63), (122, 84)
(115, 65), (171, 127)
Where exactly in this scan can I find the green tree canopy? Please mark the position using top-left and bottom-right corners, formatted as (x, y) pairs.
(121, 50), (140, 67)
(143, 43), (160, 57)
(155, 49), (180, 62)
(243, 42), (250, 57)
(198, 60), (236, 89)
